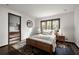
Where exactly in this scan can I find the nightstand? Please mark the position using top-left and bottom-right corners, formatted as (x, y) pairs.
(56, 35), (65, 44)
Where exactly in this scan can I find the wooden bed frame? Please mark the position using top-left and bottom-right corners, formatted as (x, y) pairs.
(26, 38), (53, 54)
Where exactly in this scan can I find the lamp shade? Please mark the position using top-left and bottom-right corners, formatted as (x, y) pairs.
(58, 29), (64, 36)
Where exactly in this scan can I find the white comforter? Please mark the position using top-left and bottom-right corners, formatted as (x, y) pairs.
(29, 34), (56, 52)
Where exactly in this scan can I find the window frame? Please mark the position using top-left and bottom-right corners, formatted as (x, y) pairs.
(40, 18), (60, 33)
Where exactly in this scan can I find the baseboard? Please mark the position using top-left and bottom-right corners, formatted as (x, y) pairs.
(0, 44), (8, 48)
(75, 42), (79, 48)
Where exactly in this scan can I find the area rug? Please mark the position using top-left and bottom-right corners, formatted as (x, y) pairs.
(56, 44), (74, 55)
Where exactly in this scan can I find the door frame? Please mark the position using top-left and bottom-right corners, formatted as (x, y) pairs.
(8, 13), (21, 45)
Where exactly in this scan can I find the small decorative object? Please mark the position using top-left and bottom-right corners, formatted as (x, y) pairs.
(27, 20), (33, 28)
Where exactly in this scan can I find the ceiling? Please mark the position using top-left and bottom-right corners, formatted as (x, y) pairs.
(3, 4), (78, 18)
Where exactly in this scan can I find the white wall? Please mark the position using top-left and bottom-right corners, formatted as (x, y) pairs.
(74, 7), (79, 47)
(0, 5), (35, 47)
(21, 15), (35, 40)
(35, 12), (75, 43)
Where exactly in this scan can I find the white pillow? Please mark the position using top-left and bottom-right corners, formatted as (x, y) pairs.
(42, 30), (52, 35)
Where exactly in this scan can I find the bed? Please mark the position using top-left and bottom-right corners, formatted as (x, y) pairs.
(26, 34), (56, 54)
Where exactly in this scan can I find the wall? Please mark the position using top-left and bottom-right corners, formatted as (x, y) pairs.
(21, 15), (35, 40)
(0, 5), (35, 47)
(35, 12), (75, 43)
(74, 7), (79, 47)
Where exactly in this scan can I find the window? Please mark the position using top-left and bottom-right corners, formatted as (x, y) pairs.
(41, 18), (60, 33)
(41, 21), (46, 30)
(47, 21), (51, 30)
(52, 20), (60, 30)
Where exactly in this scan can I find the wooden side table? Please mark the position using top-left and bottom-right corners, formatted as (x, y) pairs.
(56, 36), (65, 44)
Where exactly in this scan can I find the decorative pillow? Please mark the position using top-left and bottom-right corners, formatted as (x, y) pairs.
(42, 30), (52, 35)
(50, 30), (60, 37)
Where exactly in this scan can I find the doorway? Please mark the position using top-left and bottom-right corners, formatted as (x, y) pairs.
(8, 13), (21, 53)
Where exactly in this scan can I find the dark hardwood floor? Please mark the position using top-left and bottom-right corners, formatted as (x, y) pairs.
(66, 42), (79, 55)
(0, 46), (9, 55)
(0, 45), (22, 55)
(0, 42), (79, 55)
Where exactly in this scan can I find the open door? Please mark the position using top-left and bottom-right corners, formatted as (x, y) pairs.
(8, 13), (21, 54)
